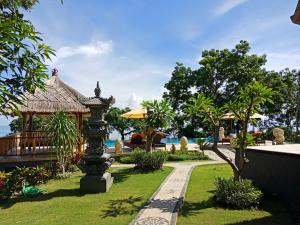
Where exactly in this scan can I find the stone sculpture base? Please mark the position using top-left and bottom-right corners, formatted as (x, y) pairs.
(80, 172), (113, 193)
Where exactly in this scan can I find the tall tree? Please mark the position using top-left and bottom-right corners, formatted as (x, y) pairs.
(0, 0), (55, 114)
(9, 115), (47, 133)
(164, 41), (268, 135)
(261, 69), (300, 132)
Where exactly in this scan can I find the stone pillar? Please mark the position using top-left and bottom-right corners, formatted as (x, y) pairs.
(80, 81), (115, 193)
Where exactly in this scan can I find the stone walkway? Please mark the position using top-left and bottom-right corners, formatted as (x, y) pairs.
(129, 159), (227, 225)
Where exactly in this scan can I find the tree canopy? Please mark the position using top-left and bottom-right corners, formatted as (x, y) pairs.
(0, 0), (55, 115)
(164, 40), (300, 137)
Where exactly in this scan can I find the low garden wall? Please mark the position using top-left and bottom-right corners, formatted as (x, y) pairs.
(242, 144), (300, 221)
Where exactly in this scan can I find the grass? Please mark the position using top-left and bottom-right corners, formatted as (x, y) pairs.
(177, 164), (293, 225)
(0, 166), (173, 225)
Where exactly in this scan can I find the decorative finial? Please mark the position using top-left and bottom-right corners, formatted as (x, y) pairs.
(52, 68), (58, 76)
(94, 81), (101, 97)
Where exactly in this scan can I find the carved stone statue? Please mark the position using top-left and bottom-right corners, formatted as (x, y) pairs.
(170, 144), (176, 153)
(115, 139), (122, 153)
(80, 81), (115, 193)
(219, 127), (225, 141)
(180, 136), (188, 151)
(273, 128), (285, 145)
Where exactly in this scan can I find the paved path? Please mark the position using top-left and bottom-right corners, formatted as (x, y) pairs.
(130, 160), (226, 225)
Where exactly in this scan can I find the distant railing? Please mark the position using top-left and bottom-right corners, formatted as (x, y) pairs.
(0, 132), (52, 156)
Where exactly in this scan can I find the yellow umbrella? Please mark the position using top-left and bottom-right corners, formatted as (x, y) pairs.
(120, 107), (147, 119)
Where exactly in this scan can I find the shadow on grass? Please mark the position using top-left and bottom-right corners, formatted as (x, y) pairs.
(111, 167), (163, 184)
(0, 188), (84, 209)
(180, 195), (294, 225)
(1, 168), (162, 210)
(101, 196), (143, 218)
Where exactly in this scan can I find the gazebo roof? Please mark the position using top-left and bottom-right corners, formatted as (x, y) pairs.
(291, 0), (300, 25)
(17, 74), (89, 114)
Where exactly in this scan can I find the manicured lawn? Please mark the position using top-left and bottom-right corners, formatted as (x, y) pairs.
(0, 166), (173, 225)
(177, 164), (293, 225)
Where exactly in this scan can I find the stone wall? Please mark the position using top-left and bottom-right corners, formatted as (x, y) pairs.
(242, 147), (300, 221)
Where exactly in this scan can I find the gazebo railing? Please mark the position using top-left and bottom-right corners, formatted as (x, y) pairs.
(0, 132), (52, 156)
(0, 132), (84, 157)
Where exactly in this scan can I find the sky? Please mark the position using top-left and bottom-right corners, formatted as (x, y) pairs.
(1, 0), (300, 134)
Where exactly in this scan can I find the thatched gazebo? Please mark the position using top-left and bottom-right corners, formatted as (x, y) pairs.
(16, 69), (90, 153)
(291, 0), (300, 25)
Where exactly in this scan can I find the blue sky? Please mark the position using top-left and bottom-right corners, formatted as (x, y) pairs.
(1, 0), (300, 133)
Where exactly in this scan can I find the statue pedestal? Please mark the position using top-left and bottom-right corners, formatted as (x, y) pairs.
(80, 172), (113, 193)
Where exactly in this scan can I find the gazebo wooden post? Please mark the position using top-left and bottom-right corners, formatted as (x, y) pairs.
(76, 113), (83, 153)
(29, 113), (35, 152)
(21, 113), (28, 154)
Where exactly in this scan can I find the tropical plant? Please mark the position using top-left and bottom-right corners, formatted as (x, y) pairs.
(130, 148), (167, 170)
(142, 99), (174, 152)
(197, 138), (210, 154)
(187, 81), (273, 179)
(0, 0), (55, 115)
(44, 112), (78, 174)
(5, 166), (49, 196)
(214, 177), (263, 209)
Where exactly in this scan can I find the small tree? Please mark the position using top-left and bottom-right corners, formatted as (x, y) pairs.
(105, 107), (144, 140)
(187, 81), (273, 179)
(45, 112), (78, 174)
(142, 99), (174, 152)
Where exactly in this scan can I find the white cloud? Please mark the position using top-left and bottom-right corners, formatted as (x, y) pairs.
(265, 52), (300, 71)
(127, 93), (144, 109)
(49, 39), (173, 109)
(52, 40), (113, 63)
(214, 0), (248, 17)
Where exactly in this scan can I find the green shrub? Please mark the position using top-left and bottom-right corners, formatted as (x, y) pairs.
(67, 164), (79, 173)
(167, 150), (209, 161)
(167, 154), (185, 161)
(119, 156), (134, 164)
(6, 167), (50, 195)
(55, 172), (72, 179)
(0, 171), (9, 200)
(131, 148), (167, 171)
(214, 177), (263, 209)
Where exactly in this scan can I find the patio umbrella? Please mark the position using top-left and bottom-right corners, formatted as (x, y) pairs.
(120, 106), (147, 119)
(221, 112), (266, 120)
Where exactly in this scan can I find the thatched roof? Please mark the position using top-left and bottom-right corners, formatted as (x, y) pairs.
(18, 74), (89, 114)
(291, 0), (300, 24)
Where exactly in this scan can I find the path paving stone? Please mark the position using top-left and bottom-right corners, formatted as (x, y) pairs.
(130, 160), (226, 225)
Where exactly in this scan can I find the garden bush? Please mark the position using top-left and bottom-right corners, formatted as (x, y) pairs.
(119, 150), (209, 163)
(6, 167), (50, 196)
(131, 148), (167, 170)
(119, 156), (134, 164)
(214, 177), (263, 209)
(166, 150), (209, 161)
(0, 171), (9, 200)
